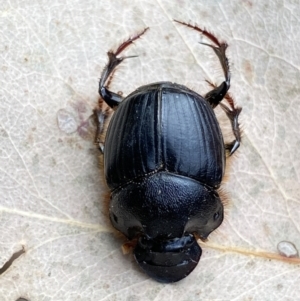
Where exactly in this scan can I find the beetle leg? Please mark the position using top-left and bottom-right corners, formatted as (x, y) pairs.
(93, 99), (111, 153)
(174, 20), (230, 108)
(220, 98), (242, 156)
(99, 28), (149, 110)
(206, 80), (242, 155)
(220, 102), (242, 155)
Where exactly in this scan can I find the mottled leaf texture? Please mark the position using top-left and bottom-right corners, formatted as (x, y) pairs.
(1, 0), (300, 300)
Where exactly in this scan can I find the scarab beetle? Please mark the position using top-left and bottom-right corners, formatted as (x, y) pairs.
(95, 21), (242, 283)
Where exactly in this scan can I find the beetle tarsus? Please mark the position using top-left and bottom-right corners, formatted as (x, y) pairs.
(99, 28), (149, 109)
(114, 27), (149, 56)
(174, 20), (222, 46)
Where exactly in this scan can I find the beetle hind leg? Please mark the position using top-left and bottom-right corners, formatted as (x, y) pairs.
(174, 21), (230, 108)
(99, 28), (149, 110)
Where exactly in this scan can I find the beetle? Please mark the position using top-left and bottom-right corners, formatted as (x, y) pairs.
(94, 21), (242, 283)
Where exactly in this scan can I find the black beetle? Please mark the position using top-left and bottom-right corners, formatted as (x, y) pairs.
(94, 21), (242, 283)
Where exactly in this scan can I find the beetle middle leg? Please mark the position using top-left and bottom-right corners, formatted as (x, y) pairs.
(174, 21), (230, 108)
(99, 28), (149, 110)
(207, 81), (242, 155)
(93, 99), (111, 153)
(219, 96), (242, 155)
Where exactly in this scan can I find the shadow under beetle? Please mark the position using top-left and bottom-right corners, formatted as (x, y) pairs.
(95, 20), (242, 283)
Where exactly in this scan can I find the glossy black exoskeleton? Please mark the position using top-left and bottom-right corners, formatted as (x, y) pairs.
(95, 21), (242, 283)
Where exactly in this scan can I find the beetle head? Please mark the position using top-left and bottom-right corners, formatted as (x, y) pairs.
(134, 234), (201, 283)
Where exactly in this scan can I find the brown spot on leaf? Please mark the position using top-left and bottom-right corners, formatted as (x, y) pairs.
(242, 0), (253, 8)
(243, 59), (254, 83)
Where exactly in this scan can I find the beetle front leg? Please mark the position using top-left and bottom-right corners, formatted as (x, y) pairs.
(202, 41), (230, 108)
(174, 21), (230, 108)
(99, 28), (149, 110)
